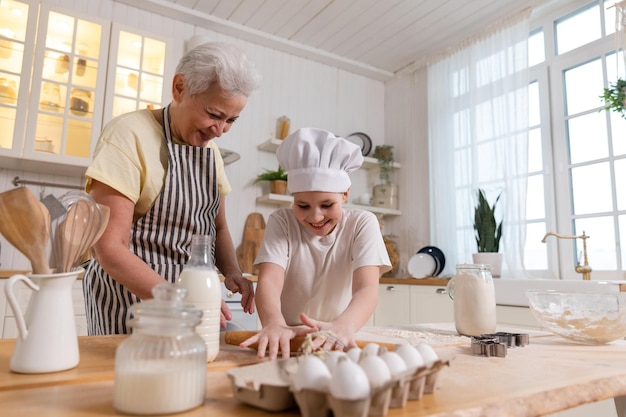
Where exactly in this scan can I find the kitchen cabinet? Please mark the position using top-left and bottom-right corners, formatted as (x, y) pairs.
(0, 0), (37, 160)
(495, 305), (542, 330)
(374, 283), (453, 326)
(102, 23), (172, 122)
(0, 3), (171, 176)
(2, 278), (87, 338)
(375, 283), (410, 325)
(256, 137), (402, 217)
(409, 285), (454, 323)
(23, 4), (110, 169)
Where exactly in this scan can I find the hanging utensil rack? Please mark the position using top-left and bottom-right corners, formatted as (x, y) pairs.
(12, 176), (84, 190)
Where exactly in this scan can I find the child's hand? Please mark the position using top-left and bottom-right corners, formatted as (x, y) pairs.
(239, 323), (316, 360)
(299, 313), (357, 351)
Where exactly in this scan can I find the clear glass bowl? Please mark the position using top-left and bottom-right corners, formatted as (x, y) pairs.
(526, 290), (626, 344)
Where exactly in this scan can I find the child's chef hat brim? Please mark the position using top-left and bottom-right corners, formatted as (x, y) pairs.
(277, 128), (363, 194)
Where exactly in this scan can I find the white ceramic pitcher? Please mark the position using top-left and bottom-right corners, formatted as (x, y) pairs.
(4, 268), (83, 373)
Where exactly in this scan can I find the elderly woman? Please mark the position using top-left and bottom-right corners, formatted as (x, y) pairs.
(83, 42), (260, 335)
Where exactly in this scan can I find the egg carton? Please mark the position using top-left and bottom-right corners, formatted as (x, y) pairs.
(226, 344), (452, 417)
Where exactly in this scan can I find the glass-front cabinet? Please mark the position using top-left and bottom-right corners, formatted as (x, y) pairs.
(0, 0), (36, 158)
(24, 5), (109, 165)
(0, 2), (171, 174)
(103, 23), (171, 123)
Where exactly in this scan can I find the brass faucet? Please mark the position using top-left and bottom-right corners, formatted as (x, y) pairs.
(541, 231), (591, 280)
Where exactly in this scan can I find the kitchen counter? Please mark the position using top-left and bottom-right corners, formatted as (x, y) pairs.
(0, 270), (448, 285)
(1, 325), (625, 416)
(379, 277), (450, 285)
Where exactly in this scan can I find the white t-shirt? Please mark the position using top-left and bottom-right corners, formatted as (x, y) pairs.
(254, 207), (392, 324)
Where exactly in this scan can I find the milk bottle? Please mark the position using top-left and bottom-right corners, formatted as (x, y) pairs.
(177, 234), (222, 362)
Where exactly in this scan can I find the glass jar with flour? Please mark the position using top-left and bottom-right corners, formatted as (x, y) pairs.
(447, 264), (496, 336)
(113, 283), (206, 415)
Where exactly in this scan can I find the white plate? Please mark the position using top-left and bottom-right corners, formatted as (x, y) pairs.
(345, 132), (372, 156)
(407, 254), (436, 279)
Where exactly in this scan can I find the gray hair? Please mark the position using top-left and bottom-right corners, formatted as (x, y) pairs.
(176, 42), (261, 97)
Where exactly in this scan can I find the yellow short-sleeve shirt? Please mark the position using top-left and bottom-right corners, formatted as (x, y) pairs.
(85, 109), (231, 222)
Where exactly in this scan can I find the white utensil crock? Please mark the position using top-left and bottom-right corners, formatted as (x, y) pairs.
(4, 268), (83, 373)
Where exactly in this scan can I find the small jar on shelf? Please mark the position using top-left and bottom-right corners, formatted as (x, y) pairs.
(276, 115), (290, 139)
(69, 88), (92, 116)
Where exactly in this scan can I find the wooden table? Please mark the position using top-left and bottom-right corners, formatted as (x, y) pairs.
(0, 325), (625, 417)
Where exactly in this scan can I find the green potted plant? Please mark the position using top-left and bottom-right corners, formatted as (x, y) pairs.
(254, 166), (288, 195)
(472, 188), (503, 277)
(373, 145), (394, 184)
(371, 145), (398, 210)
(601, 78), (626, 119)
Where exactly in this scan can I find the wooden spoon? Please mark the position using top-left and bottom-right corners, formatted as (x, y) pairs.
(0, 187), (51, 274)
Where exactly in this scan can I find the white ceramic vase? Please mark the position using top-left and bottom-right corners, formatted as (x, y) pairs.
(472, 252), (503, 278)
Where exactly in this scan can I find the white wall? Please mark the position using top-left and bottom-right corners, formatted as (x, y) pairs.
(383, 67), (431, 277)
(0, 0), (401, 270)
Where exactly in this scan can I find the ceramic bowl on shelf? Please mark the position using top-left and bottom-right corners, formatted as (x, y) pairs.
(526, 290), (626, 344)
(344, 132), (372, 156)
(417, 246), (445, 276)
(407, 254), (436, 279)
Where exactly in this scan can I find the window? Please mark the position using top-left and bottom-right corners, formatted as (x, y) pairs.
(532, 0), (624, 280)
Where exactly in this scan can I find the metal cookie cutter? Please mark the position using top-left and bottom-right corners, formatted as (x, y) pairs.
(471, 332), (530, 357)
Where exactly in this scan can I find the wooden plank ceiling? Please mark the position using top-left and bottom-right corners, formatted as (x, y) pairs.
(121, 0), (550, 79)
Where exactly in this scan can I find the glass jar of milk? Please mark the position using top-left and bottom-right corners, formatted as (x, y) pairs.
(447, 264), (496, 336)
(113, 283), (206, 415)
(177, 234), (222, 362)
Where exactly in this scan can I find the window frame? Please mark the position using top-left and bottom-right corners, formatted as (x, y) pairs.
(531, 0), (625, 280)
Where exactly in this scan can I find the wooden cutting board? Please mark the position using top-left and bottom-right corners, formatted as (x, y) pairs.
(236, 213), (265, 274)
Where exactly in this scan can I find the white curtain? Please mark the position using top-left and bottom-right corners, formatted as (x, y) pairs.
(427, 10), (530, 278)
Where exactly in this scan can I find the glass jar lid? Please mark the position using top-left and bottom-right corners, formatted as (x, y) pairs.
(130, 283), (202, 327)
(456, 263), (491, 270)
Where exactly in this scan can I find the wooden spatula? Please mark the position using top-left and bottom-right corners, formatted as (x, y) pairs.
(0, 187), (51, 274)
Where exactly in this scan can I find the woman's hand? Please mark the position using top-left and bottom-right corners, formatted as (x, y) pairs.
(223, 275), (255, 313)
(240, 323), (317, 360)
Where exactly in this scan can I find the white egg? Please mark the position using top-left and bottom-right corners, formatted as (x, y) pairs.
(329, 358), (370, 400)
(293, 355), (331, 391)
(346, 346), (362, 362)
(361, 342), (380, 356)
(394, 343), (425, 372)
(381, 351), (408, 377)
(323, 350), (347, 373)
(416, 343), (439, 367)
(359, 354), (392, 389)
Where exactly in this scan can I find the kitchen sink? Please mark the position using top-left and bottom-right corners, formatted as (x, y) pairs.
(493, 278), (626, 307)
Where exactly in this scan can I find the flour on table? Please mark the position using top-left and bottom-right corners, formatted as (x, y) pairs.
(357, 325), (470, 347)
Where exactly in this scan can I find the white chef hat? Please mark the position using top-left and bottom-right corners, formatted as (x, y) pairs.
(277, 127), (363, 194)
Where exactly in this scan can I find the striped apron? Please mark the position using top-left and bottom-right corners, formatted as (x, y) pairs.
(83, 105), (220, 335)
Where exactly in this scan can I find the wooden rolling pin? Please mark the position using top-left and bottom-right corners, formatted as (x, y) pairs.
(223, 331), (397, 352)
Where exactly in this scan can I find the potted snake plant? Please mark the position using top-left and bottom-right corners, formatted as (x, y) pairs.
(472, 188), (503, 277)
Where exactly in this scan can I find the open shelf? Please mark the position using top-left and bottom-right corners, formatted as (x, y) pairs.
(255, 193), (401, 216)
(257, 138), (401, 170)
